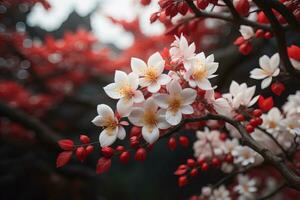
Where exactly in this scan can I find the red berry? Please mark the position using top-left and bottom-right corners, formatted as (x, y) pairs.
(179, 136), (189, 147)
(252, 109), (262, 117)
(80, 134), (90, 144)
(271, 82), (285, 96)
(168, 137), (177, 151)
(130, 136), (139, 148)
(225, 154), (234, 163)
(178, 176), (188, 187)
(177, 2), (189, 15)
(190, 168), (198, 177)
(116, 145), (125, 152)
(130, 127), (141, 137)
(120, 151), (130, 164)
(198, 158), (205, 165)
(201, 162), (209, 171)
(212, 157), (221, 167)
(58, 139), (74, 151)
(264, 32), (273, 39)
(219, 132), (227, 141)
(76, 147), (86, 162)
(255, 29), (265, 38)
(135, 148), (147, 161)
(101, 147), (114, 158)
(85, 145), (94, 154)
(235, 114), (245, 122)
(239, 42), (253, 55)
(187, 159), (196, 167)
(249, 118), (258, 127)
(255, 117), (263, 126)
(140, 0), (151, 6)
(234, 36), (245, 45)
(246, 124), (254, 133)
(196, 0), (209, 9)
(234, 0), (250, 16)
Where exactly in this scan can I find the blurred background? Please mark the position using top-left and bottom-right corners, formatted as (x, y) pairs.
(0, 0), (299, 199)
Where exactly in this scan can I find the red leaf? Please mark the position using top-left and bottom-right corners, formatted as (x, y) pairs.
(258, 96), (274, 112)
(96, 157), (111, 174)
(56, 151), (72, 168)
(58, 139), (74, 150)
(174, 164), (188, 176)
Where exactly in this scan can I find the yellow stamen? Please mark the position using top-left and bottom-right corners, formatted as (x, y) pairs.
(145, 67), (158, 82)
(169, 97), (182, 113)
(103, 117), (117, 136)
(119, 85), (135, 100)
(192, 60), (208, 81)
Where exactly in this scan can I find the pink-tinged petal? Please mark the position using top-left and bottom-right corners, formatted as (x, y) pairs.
(261, 77), (272, 89)
(270, 53), (280, 70)
(142, 126), (159, 144)
(117, 98), (133, 117)
(91, 115), (104, 126)
(97, 104), (114, 118)
(167, 80), (182, 95)
(259, 55), (272, 72)
(207, 62), (218, 76)
(244, 86), (256, 104)
(133, 90), (144, 103)
(272, 68), (280, 77)
(139, 77), (151, 87)
(154, 94), (170, 109)
(206, 54), (214, 63)
(148, 82), (161, 93)
(144, 98), (158, 111)
(131, 57), (147, 76)
(181, 105), (194, 114)
(250, 68), (268, 79)
(291, 58), (300, 70)
(229, 81), (240, 97)
(148, 52), (164, 74)
(157, 74), (171, 85)
(179, 34), (188, 50)
(128, 72), (139, 90)
(249, 95), (259, 107)
(114, 70), (128, 84)
(196, 79), (212, 90)
(166, 109), (182, 125)
(181, 88), (197, 105)
(214, 98), (232, 116)
(103, 83), (122, 99)
(117, 126), (126, 140)
(196, 52), (205, 60)
(157, 110), (170, 129)
(128, 108), (144, 126)
(232, 93), (243, 108)
(188, 79), (197, 88)
(99, 128), (118, 147)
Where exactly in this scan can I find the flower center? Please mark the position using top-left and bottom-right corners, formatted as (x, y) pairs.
(145, 67), (158, 82)
(119, 85), (135, 100)
(269, 121), (277, 129)
(192, 60), (207, 81)
(103, 117), (118, 136)
(143, 110), (157, 128)
(169, 97), (182, 113)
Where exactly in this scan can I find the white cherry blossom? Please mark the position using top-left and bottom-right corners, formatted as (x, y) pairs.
(234, 175), (257, 200)
(128, 98), (170, 144)
(170, 34), (196, 70)
(232, 145), (263, 167)
(154, 80), (197, 125)
(205, 90), (233, 116)
(239, 25), (254, 40)
(250, 53), (280, 89)
(103, 70), (144, 116)
(92, 104), (126, 147)
(184, 52), (218, 90)
(283, 91), (300, 116)
(261, 107), (283, 134)
(131, 52), (171, 93)
(210, 185), (231, 200)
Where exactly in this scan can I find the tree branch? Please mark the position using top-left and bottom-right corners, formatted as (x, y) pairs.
(257, 182), (286, 200)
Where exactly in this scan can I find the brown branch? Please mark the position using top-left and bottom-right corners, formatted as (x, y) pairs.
(257, 182), (286, 200)
(253, 0), (300, 79)
(161, 113), (300, 191)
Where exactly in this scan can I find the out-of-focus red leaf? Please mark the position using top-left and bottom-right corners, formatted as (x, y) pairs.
(56, 151), (72, 168)
(58, 139), (74, 150)
(96, 157), (112, 174)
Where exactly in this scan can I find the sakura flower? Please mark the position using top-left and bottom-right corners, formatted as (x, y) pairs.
(154, 80), (197, 125)
(103, 70), (144, 116)
(205, 90), (233, 116)
(261, 107), (283, 134)
(184, 52), (218, 90)
(250, 53), (280, 89)
(234, 175), (257, 200)
(193, 128), (223, 160)
(210, 185), (231, 200)
(280, 116), (300, 136)
(239, 25), (254, 40)
(128, 98), (170, 144)
(283, 91), (300, 116)
(170, 34), (196, 70)
(92, 104), (126, 147)
(224, 81), (259, 109)
(232, 145), (263, 167)
(131, 52), (171, 93)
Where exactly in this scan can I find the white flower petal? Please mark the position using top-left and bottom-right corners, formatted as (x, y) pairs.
(103, 83), (122, 99)
(207, 62), (218, 76)
(181, 88), (197, 105)
(229, 81), (240, 97)
(166, 110), (182, 125)
(117, 98), (133, 117)
(270, 53), (280, 70)
(97, 104), (114, 118)
(148, 82), (161, 93)
(114, 70), (128, 84)
(272, 68), (280, 77)
(148, 52), (164, 74)
(157, 74), (171, 85)
(131, 57), (147, 76)
(128, 72), (139, 90)
(91, 115), (104, 126)
(133, 90), (144, 103)
(142, 126), (160, 144)
(196, 79), (212, 90)
(144, 97), (158, 111)
(117, 125), (126, 140)
(181, 105), (194, 114)
(99, 128), (118, 147)
(139, 77), (151, 87)
(250, 68), (268, 79)
(128, 108), (144, 126)
(154, 94), (170, 109)
(261, 77), (272, 89)
(259, 55), (272, 72)
(167, 80), (182, 95)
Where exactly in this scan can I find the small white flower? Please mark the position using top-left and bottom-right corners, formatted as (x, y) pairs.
(154, 80), (197, 125)
(232, 146), (262, 167)
(224, 81), (259, 109)
(170, 34), (196, 70)
(239, 25), (255, 40)
(234, 175), (257, 200)
(184, 52), (218, 90)
(131, 52), (171, 93)
(205, 90), (233, 116)
(221, 138), (239, 154)
(250, 53), (280, 89)
(128, 98), (170, 144)
(280, 116), (300, 136)
(103, 70), (144, 116)
(193, 128), (223, 160)
(283, 91), (300, 116)
(210, 185), (231, 200)
(92, 104), (126, 147)
(261, 107), (283, 134)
